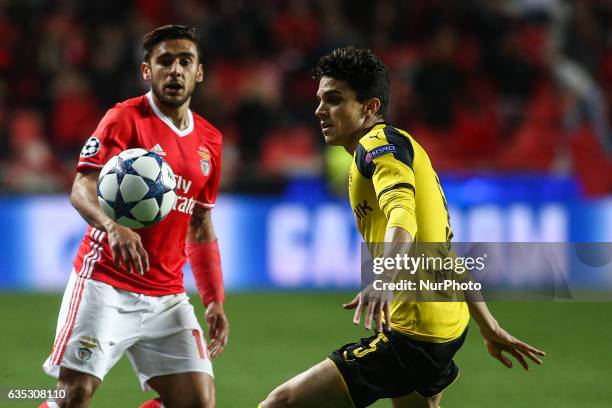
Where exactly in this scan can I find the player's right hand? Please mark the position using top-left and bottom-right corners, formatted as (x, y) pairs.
(106, 223), (150, 275)
(343, 287), (392, 333)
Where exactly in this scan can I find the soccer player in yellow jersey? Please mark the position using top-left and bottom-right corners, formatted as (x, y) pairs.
(261, 47), (545, 408)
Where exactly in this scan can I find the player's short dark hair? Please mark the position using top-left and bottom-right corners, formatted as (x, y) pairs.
(312, 47), (390, 117)
(142, 25), (202, 63)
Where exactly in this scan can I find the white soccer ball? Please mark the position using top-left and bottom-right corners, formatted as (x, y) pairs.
(97, 148), (177, 229)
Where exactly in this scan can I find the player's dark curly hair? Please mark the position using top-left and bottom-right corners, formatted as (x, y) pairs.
(312, 47), (390, 117)
(143, 25), (202, 63)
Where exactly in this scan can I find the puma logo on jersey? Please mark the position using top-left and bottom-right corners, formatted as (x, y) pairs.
(353, 200), (373, 220)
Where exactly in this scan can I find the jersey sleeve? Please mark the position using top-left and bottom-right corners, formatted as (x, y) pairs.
(76, 107), (134, 172)
(196, 138), (222, 209)
(357, 130), (418, 237)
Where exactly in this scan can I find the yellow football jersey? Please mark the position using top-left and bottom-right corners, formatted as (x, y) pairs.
(349, 123), (469, 342)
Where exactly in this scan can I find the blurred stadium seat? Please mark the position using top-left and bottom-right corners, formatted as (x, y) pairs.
(0, 0), (610, 195)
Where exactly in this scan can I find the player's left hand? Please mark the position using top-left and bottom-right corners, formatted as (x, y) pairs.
(204, 301), (229, 358)
(343, 286), (392, 332)
(480, 326), (546, 371)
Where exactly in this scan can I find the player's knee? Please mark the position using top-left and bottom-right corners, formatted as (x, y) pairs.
(192, 385), (215, 408)
(57, 368), (100, 408)
(170, 385), (215, 408)
(428, 393), (442, 408)
(262, 385), (297, 408)
(57, 381), (96, 407)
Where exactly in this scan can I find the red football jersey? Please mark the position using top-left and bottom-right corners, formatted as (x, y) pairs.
(73, 92), (222, 295)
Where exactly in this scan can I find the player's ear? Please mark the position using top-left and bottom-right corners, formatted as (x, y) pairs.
(196, 64), (204, 83)
(141, 62), (152, 81)
(364, 98), (382, 117)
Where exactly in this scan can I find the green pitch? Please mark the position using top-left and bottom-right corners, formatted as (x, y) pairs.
(1, 292), (611, 407)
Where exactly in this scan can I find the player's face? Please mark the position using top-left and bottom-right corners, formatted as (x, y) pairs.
(143, 39), (204, 108)
(315, 77), (369, 148)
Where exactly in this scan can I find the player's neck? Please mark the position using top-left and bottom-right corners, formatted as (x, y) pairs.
(344, 118), (386, 154)
(152, 93), (191, 130)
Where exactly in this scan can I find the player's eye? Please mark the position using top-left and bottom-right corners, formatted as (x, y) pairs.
(326, 96), (342, 105)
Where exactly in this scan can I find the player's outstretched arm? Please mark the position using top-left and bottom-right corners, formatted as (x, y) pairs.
(70, 171), (149, 275)
(187, 205), (229, 358)
(343, 225), (413, 332)
(467, 301), (546, 370)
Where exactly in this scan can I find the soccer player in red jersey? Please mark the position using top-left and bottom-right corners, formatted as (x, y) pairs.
(41, 25), (228, 408)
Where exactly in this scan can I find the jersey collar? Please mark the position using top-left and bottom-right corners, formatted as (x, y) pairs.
(146, 91), (194, 137)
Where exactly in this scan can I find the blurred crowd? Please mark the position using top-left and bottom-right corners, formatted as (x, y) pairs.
(0, 0), (611, 195)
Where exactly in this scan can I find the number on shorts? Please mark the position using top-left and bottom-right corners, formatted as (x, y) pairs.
(191, 329), (206, 359)
(344, 332), (389, 361)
